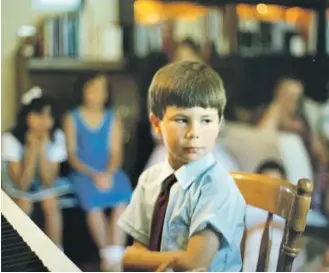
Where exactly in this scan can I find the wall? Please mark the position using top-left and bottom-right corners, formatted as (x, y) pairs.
(1, 0), (65, 131)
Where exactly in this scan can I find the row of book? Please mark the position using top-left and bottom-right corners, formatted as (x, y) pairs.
(33, 2), (311, 60)
(34, 0), (123, 61)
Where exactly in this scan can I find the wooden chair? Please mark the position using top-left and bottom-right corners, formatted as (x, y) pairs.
(231, 172), (313, 272)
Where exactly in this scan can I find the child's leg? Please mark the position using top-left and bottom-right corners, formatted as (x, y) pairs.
(86, 209), (109, 249)
(86, 209), (117, 271)
(98, 204), (127, 272)
(41, 197), (62, 246)
(14, 198), (33, 215)
(92, 204), (128, 272)
(109, 203), (127, 246)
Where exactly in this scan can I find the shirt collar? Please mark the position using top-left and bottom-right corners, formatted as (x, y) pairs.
(163, 152), (217, 190)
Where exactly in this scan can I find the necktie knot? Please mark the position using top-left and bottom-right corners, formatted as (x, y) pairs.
(160, 174), (177, 196)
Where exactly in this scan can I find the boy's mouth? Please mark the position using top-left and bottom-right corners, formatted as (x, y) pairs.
(183, 147), (202, 153)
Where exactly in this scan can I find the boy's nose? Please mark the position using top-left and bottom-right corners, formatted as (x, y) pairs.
(186, 122), (200, 139)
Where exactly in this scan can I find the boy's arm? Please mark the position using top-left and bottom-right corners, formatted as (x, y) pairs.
(123, 228), (220, 272)
(123, 178), (246, 272)
(118, 170), (152, 246)
(133, 240), (148, 250)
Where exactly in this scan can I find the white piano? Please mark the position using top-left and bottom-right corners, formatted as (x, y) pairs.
(1, 190), (81, 272)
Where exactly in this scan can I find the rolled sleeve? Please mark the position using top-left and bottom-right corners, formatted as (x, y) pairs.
(189, 182), (246, 248)
(117, 172), (150, 246)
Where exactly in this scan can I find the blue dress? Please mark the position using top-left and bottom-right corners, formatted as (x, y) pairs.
(69, 108), (132, 211)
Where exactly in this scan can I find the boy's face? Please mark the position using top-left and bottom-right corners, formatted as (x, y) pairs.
(150, 106), (220, 170)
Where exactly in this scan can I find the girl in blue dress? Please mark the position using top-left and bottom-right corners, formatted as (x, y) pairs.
(63, 73), (132, 271)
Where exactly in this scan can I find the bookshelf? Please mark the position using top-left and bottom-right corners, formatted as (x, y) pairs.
(27, 58), (127, 72)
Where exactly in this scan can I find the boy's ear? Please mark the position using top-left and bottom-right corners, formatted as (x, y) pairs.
(217, 116), (224, 135)
(149, 112), (162, 137)
(219, 116), (224, 128)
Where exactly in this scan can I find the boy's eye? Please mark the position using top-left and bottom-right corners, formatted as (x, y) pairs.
(201, 119), (212, 124)
(175, 118), (188, 124)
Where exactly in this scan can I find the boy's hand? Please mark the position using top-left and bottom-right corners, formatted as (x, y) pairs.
(164, 266), (206, 272)
(156, 255), (206, 272)
(167, 256), (205, 272)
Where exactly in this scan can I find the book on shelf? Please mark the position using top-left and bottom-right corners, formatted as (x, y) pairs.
(34, 0), (123, 62)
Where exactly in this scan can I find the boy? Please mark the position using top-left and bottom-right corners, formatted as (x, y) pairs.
(118, 61), (246, 271)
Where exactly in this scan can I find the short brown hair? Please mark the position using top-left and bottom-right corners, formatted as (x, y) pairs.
(148, 61), (227, 119)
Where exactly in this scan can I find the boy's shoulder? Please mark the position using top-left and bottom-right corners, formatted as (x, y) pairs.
(138, 161), (168, 187)
(198, 160), (245, 203)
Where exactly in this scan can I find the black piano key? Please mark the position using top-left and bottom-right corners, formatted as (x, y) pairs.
(2, 250), (40, 266)
(33, 266), (50, 272)
(1, 214), (50, 272)
(2, 243), (31, 255)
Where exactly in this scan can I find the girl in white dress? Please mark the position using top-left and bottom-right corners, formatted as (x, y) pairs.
(1, 87), (71, 248)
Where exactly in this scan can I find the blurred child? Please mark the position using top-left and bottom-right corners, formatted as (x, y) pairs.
(118, 61), (246, 271)
(243, 160), (305, 272)
(321, 93), (329, 144)
(1, 87), (71, 248)
(173, 38), (203, 63)
(63, 73), (132, 271)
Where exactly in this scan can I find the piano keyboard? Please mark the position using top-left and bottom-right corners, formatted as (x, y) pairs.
(1, 214), (49, 271)
(1, 190), (81, 272)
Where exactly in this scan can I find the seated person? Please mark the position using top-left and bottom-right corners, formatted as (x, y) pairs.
(321, 94), (329, 145)
(64, 73), (132, 271)
(255, 76), (328, 211)
(118, 61), (246, 271)
(1, 87), (71, 249)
